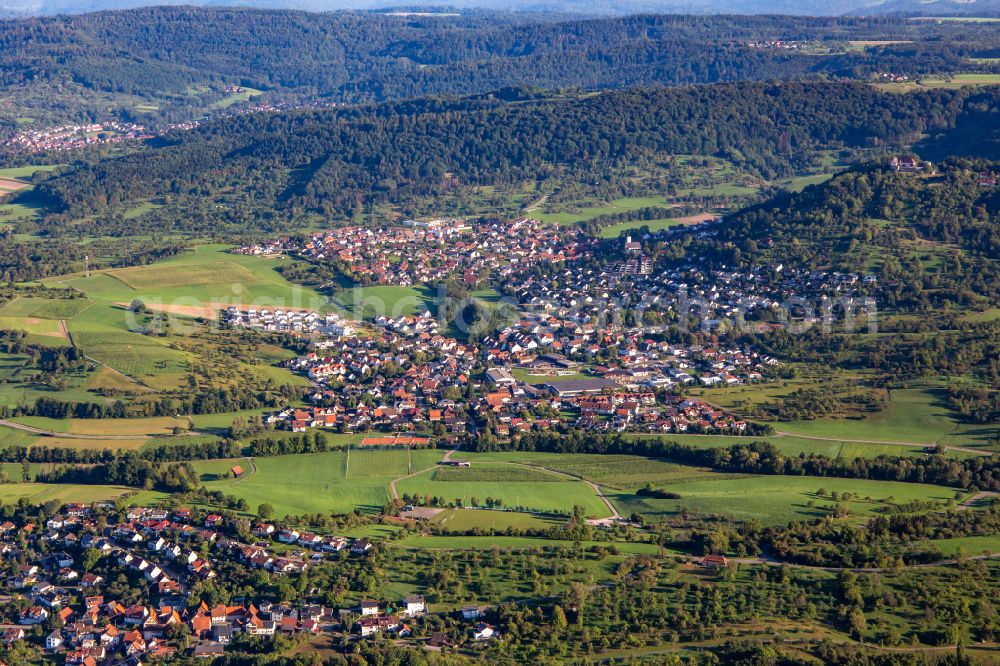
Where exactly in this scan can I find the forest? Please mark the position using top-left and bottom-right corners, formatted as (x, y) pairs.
(1, 8), (999, 130)
(34, 82), (974, 223)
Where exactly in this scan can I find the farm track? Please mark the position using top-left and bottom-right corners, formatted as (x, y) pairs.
(774, 430), (990, 456)
(388, 450), (456, 501)
(0, 418), (149, 441)
(727, 550), (1000, 572)
(65, 327), (158, 393)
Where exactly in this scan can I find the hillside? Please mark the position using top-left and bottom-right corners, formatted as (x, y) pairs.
(1, 8), (1000, 133)
(710, 158), (1000, 307)
(30, 82), (972, 225)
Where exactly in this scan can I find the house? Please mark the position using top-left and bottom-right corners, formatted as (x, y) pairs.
(701, 554), (729, 568)
(461, 605), (483, 620)
(230, 465), (244, 478)
(427, 631), (454, 650)
(360, 600), (379, 617)
(357, 615), (399, 637)
(192, 643), (225, 659)
(204, 515), (223, 529)
(351, 538), (372, 555)
(890, 156), (923, 173)
(212, 623), (233, 644)
(46, 629), (63, 651)
(472, 623), (496, 640)
(404, 594), (426, 616)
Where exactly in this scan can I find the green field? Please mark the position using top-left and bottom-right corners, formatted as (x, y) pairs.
(211, 86), (262, 109)
(876, 73), (1000, 92)
(347, 448), (413, 477)
(109, 261), (260, 290)
(609, 473), (963, 526)
(397, 467), (611, 518)
(0, 315), (67, 345)
(196, 452), (398, 517)
(0, 297), (92, 320)
(44, 244), (329, 311)
(0, 482), (133, 504)
(531, 196), (672, 225)
(430, 508), (564, 531)
(774, 387), (993, 449)
(396, 534), (665, 555)
(333, 285), (433, 319)
(597, 217), (689, 239)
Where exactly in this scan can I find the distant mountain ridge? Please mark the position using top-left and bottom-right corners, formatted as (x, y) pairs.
(2, 0), (1000, 17)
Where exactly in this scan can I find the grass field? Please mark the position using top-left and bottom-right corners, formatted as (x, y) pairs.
(531, 196), (673, 225)
(211, 86), (262, 109)
(333, 285), (433, 319)
(609, 473), (963, 526)
(0, 483), (133, 504)
(396, 534), (665, 555)
(346, 448), (412, 477)
(430, 508), (564, 532)
(9, 415), (189, 438)
(431, 465), (567, 482)
(397, 467), (612, 518)
(197, 452), (395, 517)
(109, 261), (259, 290)
(774, 387), (993, 448)
(875, 74), (1000, 92)
(0, 297), (92, 320)
(0, 316), (67, 344)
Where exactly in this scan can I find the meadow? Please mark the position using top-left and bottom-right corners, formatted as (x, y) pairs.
(195, 451), (403, 517)
(0, 482), (133, 504)
(608, 473), (963, 526)
(396, 467), (612, 518)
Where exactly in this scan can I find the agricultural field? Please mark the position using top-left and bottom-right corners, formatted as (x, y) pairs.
(531, 196), (673, 225)
(332, 285), (433, 319)
(0, 315), (68, 345)
(875, 73), (1000, 92)
(0, 297), (92, 320)
(195, 451), (397, 517)
(430, 508), (565, 532)
(396, 466), (612, 518)
(0, 482), (134, 504)
(609, 472), (964, 526)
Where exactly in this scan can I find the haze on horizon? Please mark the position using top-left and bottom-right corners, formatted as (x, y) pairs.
(2, 0), (1000, 18)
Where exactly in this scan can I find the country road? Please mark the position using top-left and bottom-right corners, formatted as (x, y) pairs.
(774, 430), (990, 456)
(0, 418), (149, 441)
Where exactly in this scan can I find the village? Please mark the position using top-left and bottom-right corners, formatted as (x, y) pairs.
(0, 502), (505, 664)
(237, 217), (595, 288)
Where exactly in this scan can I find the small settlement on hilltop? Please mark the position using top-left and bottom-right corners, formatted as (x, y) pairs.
(1, 502), (502, 662)
(226, 213), (874, 441)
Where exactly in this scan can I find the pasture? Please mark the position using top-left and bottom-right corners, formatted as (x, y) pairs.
(396, 467), (612, 518)
(109, 261), (259, 290)
(0, 315), (68, 344)
(609, 473), (963, 526)
(597, 216), (707, 239)
(197, 452), (394, 517)
(531, 196), (672, 225)
(0, 482), (133, 504)
(430, 508), (564, 532)
(0, 297), (92, 320)
(333, 285), (433, 319)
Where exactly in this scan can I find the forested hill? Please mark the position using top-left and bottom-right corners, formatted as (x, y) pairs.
(2, 7), (1000, 129)
(36, 82), (971, 221)
(705, 159), (1000, 307)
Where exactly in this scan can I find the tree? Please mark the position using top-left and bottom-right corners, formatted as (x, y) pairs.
(258, 503), (274, 519)
(552, 604), (568, 631)
(129, 298), (147, 314)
